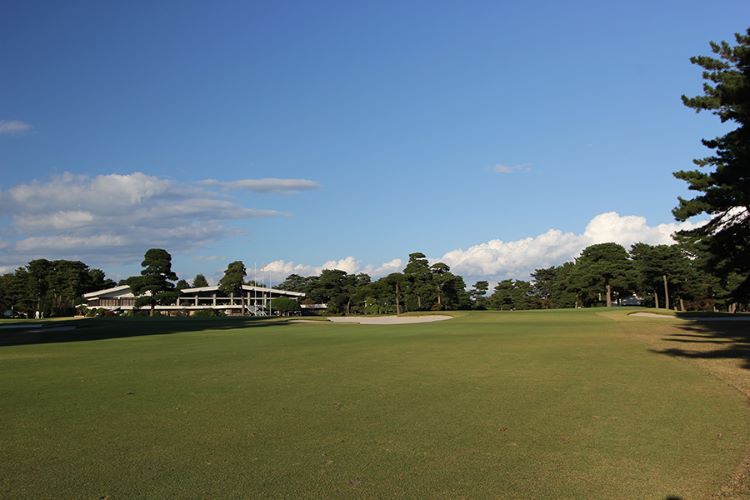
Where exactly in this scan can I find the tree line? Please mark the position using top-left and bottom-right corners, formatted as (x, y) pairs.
(0, 239), (747, 318)
(274, 243), (747, 314)
(0, 259), (115, 317)
(0, 249), (213, 317)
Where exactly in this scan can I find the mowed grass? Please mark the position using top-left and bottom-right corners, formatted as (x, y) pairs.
(0, 310), (748, 498)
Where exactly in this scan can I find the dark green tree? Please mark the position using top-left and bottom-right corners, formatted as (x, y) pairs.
(573, 243), (632, 307)
(430, 262), (453, 310)
(26, 259), (51, 315)
(470, 281), (489, 309)
(350, 273), (372, 314)
(490, 279), (539, 311)
(403, 252), (433, 310)
(87, 268), (115, 291)
(176, 279), (190, 290)
(130, 248), (179, 316)
(382, 273), (405, 314)
(218, 261), (247, 314)
(531, 267), (558, 309)
(630, 243), (693, 310)
(46, 260), (96, 315)
(270, 297), (300, 316)
(192, 274), (209, 288)
(490, 280), (515, 310)
(553, 262), (585, 308)
(674, 29), (750, 300)
(277, 273), (313, 293)
(313, 269), (356, 315)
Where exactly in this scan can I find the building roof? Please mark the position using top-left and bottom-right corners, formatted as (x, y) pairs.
(181, 285), (305, 297)
(84, 284), (305, 299)
(82, 284), (132, 299)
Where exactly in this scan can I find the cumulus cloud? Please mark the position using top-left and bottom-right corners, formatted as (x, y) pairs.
(257, 212), (704, 283)
(202, 177), (320, 194)
(0, 172), (294, 267)
(439, 212), (704, 280)
(0, 120), (31, 135)
(259, 257), (404, 282)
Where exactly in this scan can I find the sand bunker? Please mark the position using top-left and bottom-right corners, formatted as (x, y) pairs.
(630, 312), (678, 320)
(327, 315), (452, 325)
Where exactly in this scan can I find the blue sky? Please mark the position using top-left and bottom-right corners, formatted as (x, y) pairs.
(1, 1), (748, 284)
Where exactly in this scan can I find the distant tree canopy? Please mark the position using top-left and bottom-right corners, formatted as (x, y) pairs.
(572, 243), (632, 308)
(192, 274), (209, 288)
(271, 297), (300, 316)
(274, 254), (466, 315)
(0, 259), (114, 316)
(271, 240), (747, 315)
(218, 261), (247, 312)
(128, 248), (179, 316)
(3, 235), (747, 319)
(674, 28), (750, 300)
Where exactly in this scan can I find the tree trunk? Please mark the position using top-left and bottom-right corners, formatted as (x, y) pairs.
(417, 295), (422, 309)
(395, 283), (401, 315)
(346, 299), (351, 316)
(654, 290), (659, 309)
(436, 286), (442, 307)
(150, 303), (155, 317)
(663, 275), (670, 310)
(679, 298), (685, 312)
(606, 284), (612, 307)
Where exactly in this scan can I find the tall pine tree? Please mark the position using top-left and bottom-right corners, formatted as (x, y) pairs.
(674, 29), (750, 300)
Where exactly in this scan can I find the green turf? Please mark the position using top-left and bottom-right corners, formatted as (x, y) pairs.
(0, 310), (747, 498)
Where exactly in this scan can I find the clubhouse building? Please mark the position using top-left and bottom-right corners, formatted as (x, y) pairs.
(82, 284), (305, 316)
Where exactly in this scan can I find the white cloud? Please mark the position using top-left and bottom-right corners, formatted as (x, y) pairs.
(0, 120), (31, 135)
(16, 234), (127, 252)
(259, 257), (405, 282)
(321, 256), (361, 274)
(261, 259), (318, 278)
(14, 211), (95, 231)
(439, 212), (704, 280)
(440, 229), (583, 278)
(375, 258), (404, 275)
(257, 212), (704, 283)
(202, 177), (320, 194)
(0, 172), (295, 266)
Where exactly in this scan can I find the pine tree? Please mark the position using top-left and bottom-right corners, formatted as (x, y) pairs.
(674, 29), (750, 300)
(130, 249), (178, 316)
(218, 261), (247, 314)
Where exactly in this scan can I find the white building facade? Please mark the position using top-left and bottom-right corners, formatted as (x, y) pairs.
(82, 284), (305, 316)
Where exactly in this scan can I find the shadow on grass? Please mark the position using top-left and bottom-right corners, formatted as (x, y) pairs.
(0, 317), (293, 347)
(650, 313), (750, 370)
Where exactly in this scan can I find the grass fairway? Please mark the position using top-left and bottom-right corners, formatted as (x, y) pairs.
(1, 310), (748, 498)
